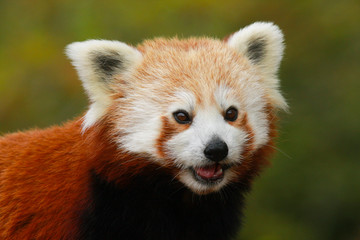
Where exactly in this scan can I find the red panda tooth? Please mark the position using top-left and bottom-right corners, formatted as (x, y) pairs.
(213, 165), (223, 178)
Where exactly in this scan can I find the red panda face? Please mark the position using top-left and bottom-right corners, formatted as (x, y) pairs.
(66, 22), (287, 195)
(109, 39), (280, 194)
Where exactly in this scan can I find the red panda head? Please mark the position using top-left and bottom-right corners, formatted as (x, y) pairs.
(66, 22), (287, 195)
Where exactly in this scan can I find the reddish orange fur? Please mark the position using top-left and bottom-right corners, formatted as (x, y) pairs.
(156, 116), (177, 159)
(0, 117), (156, 239)
(0, 119), (88, 239)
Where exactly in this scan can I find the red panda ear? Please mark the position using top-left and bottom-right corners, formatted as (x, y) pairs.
(227, 22), (284, 76)
(227, 22), (288, 111)
(66, 40), (143, 129)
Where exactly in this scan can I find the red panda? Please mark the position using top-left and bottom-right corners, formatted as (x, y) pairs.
(0, 22), (287, 240)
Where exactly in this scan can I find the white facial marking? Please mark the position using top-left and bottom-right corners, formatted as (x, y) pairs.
(115, 97), (162, 158)
(214, 85), (237, 110)
(168, 90), (196, 115)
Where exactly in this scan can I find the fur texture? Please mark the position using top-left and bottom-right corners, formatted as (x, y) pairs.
(0, 22), (287, 239)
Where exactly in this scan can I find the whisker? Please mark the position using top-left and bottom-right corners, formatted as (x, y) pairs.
(221, 187), (229, 203)
(169, 184), (186, 196)
(155, 164), (166, 171)
(219, 188), (227, 203)
(265, 144), (292, 159)
(170, 171), (182, 182)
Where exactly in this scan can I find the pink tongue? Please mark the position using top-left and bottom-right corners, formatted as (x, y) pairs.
(195, 164), (223, 180)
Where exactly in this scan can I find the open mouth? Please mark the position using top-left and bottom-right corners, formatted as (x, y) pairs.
(191, 163), (226, 184)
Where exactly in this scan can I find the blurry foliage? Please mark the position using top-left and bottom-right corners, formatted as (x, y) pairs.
(0, 0), (359, 239)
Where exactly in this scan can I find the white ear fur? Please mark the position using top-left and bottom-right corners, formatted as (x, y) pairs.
(227, 22), (288, 110)
(66, 40), (142, 129)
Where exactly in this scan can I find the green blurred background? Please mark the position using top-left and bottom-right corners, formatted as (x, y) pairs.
(0, 0), (359, 239)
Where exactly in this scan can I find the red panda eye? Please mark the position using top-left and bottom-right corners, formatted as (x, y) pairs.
(224, 107), (238, 122)
(173, 110), (191, 124)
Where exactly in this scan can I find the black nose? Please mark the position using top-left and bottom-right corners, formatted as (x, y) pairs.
(204, 138), (228, 162)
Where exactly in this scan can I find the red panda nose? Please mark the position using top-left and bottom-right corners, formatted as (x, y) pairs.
(204, 138), (228, 162)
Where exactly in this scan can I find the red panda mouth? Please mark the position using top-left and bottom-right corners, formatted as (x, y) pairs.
(192, 163), (224, 183)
